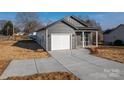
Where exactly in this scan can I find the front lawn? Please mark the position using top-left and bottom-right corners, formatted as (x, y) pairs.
(90, 46), (124, 63)
(0, 60), (10, 75)
(0, 40), (49, 75)
(0, 40), (49, 60)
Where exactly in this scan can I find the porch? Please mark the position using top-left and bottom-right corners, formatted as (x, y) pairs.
(75, 31), (98, 48)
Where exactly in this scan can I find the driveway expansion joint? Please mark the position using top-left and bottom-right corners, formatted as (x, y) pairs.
(49, 49), (124, 80)
(34, 58), (39, 74)
(51, 56), (75, 74)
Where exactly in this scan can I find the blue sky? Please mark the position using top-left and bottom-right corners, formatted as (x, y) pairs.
(0, 12), (124, 30)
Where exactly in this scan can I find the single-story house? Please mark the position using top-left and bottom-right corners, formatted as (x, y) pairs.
(36, 16), (99, 51)
(103, 24), (124, 45)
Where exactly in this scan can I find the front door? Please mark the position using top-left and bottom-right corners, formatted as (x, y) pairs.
(76, 32), (82, 46)
(84, 32), (92, 47)
(76, 32), (93, 48)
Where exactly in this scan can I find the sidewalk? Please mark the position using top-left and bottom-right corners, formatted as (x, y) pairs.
(0, 57), (68, 79)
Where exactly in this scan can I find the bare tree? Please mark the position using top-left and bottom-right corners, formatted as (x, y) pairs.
(15, 12), (43, 33)
(85, 19), (103, 42)
(46, 19), (53, 26)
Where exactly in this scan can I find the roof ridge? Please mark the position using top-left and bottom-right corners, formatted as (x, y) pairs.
(70, 16), (89, 27)
(36, 16), (98, 32)
(62, 19), (77, 29)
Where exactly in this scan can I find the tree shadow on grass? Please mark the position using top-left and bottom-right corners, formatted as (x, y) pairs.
(12, 40), (43, 51)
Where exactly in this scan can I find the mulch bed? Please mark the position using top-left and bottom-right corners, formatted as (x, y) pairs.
(6, 72), (80, 80)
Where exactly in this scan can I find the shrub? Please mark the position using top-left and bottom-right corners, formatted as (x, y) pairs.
(90, 47), (98, 54)
(114, 40), (123, 46)
(98, 41), (104, 45)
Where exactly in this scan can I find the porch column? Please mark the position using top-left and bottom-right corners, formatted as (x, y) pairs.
(91, 32), (93, 47)
(82, 31), (85, 48)
(96, 31), (98, 47)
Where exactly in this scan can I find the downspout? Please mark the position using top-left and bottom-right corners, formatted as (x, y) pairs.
(75, 32), (77, 49)
(91, 32), (93, 47)
(71, 33), (72, 50)
(82, 31), (85, 48)
(46, 29), (48, 51)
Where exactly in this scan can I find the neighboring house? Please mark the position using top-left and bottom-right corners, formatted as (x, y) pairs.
(103, 24), (124, 45)
(36, 16), (100, 51)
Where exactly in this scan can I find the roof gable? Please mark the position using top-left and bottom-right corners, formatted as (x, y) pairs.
(63, 16), (89, 27)
(104, 24), (124, 34)
(37, 16), (98, 32)
(37, 19), (77, 32)
(70, 16), (89, 27)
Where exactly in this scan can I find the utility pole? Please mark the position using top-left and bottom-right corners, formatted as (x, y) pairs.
(13, 25), (15, 40)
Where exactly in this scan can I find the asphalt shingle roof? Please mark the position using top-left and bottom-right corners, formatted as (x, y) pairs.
(36, 16), (99, 32)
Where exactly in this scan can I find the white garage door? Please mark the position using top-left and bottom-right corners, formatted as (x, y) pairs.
(51, 34), (71, 50)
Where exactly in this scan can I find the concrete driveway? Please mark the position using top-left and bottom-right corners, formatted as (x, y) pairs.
(49, 49), (124, 80)
(1, 48), (124, 80)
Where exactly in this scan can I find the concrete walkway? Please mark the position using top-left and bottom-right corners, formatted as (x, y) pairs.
(1, 49), (124, 80)
(49, 49), (124, 80)
(0, 57), (68, 79)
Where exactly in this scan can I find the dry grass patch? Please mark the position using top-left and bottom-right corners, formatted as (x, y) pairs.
(0, 60), (10, 75)
(0, 40), (49, 75)
(0, 40), (49, 60)
(6, 72), (80, 80)
(90, 46), (124, 63)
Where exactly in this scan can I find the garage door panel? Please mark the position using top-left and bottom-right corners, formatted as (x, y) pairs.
(51, 34), (70, 50)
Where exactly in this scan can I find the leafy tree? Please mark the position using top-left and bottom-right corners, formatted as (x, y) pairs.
(2, 21), (13, 36)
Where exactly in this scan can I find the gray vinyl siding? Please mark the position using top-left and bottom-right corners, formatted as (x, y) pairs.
(36, 29), (46, 49)
(104, 25), (124, 44)
(35, 16), (99, 51)
(47, 21), (76, 51)
(72, 34), (76, 49)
